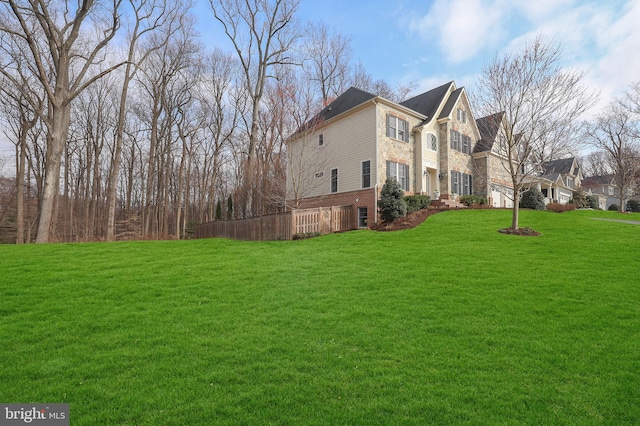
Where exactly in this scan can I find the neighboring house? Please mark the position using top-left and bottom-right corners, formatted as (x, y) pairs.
(525, 157), (583, 204)
(285, 81), (480, 227)
(473, 112), (515, 208)
(581, 175), (621, 210)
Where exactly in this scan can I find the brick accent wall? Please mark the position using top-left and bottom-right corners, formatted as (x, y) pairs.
(292, 187), (379, 228)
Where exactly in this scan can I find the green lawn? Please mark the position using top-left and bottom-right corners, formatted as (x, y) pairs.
(1, 209), (639, 425)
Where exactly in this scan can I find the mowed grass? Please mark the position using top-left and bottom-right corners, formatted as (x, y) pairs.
(1, 209), (639, 425)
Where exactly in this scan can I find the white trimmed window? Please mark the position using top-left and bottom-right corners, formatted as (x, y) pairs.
(358, 207), (368, 228)
(427, 133), (437, 151)
(386, 114), (410, 142)
(457, 108), (467, 123)
(450, 170), (473, 195)
(362, 160), (371, 188)
(331, 168), (338, 193)
(386, 160), (410, 191)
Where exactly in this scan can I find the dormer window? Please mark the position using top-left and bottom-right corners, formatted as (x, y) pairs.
(457, 108), (467, 123)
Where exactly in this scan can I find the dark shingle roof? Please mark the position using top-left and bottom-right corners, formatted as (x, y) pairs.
(541, 158), (575, 177)
(399, 81), (453, 120)
(582, 175), (615, 186)
(317, 87), (377, 122)
(437, 87), (463, 120)
(293, 87), (377, 136)
(473, 112), (504, 153)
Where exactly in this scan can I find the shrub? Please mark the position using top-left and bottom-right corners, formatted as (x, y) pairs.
(292, 232), (321, 240)
(626, 199), (640, 212)
(404, 195), (431, 214)
(184, 221), (198, 239)
(379, 177), (406, 222)
(227, 195), (233, 219)
(608, 204), (619, 211)
(459, 194), (487, 206)
(571, 188), (590, 209)
(215, 200), (222, 221)
(520, 187), (546, 210)
(546, 203), (576, 213)
(586, 195), (599, 209)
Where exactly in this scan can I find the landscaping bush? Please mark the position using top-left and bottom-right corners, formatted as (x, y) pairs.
(459, 194), (487, 206)
(404, 195), (431, 214)
(215, 200), (222, 220)
(546, 203), (576, 213)
(586, 195), (599, 209)
(626, 199), (640, 212)
(379, 177), (406, 222)
(292, 232), (321, 240)
(571, 188), (590, 209)
(608, 204), (619, 211)
(520, 187), (546, 210)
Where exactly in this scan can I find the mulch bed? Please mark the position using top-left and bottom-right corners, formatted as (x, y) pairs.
(369, 207), (445, 232)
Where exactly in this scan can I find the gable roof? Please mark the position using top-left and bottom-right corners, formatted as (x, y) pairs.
(292, 87), (377, 136)
(437, 87), (463, 120)
(582, 175), (615, 187)
(473, 112), (504, 153)
(541, 158), (576, 177)
(317, 87), (377, 122)
(399, 81), (454, 120)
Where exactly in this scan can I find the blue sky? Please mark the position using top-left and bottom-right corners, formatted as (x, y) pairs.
(1, 0), (638, 161)
(196, 0), (639, 108)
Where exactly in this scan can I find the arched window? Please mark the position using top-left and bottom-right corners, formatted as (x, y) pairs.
(426, 133), (437, 151)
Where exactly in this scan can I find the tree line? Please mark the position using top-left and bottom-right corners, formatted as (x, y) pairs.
(0, 1), (638, 243)
(0, 0), (413, 243)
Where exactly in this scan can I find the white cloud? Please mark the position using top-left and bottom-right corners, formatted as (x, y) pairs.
(410, 0), (506, 64)
(591, 0), (640, 97)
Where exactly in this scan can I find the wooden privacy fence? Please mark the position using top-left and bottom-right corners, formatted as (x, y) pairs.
(195, 206), (355, 241)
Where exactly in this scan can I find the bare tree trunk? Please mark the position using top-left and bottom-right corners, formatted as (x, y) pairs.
(37, 100), (71, 243)
(511, 187), (520, 230)
(16, 139), (25, 244)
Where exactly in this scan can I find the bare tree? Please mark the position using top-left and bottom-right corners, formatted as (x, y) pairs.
(0, 71), (42, 243)
(473, 36), (597, 230)
(578, 150), (612, 177)
(209, 0), (301, 216)
(195, 48), (240, 222)
(105, 0), (185, 241)
(0, 0), (125, 242)
(350, 61), (416, 103)
(303, 21), (352, 105)
(583, 98), (640, 212)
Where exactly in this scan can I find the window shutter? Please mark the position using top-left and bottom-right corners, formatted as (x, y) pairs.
(386, 160), (391, 178)
(450, 130), (455, 149)
(404, 164), (410, 190)
(403, 120), (410, 142)
(386, 115), (392, 138)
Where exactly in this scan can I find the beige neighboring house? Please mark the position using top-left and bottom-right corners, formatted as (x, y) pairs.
(285, 81), (480, 227)
(524, 157), (583, 204)
(473, 112), (515, 208)
(581, 175), (622, 210)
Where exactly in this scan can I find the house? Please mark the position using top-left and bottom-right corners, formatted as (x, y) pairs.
(525, 157), (583, 204)
(472, 112), (515, 208)
(581, 175), (620, 210)
(285, 81), (480, 227)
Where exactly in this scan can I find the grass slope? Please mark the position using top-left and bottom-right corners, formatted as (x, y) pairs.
(1, 209), (639, 425)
